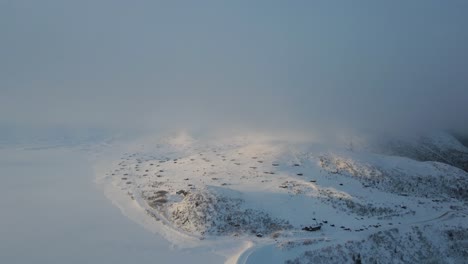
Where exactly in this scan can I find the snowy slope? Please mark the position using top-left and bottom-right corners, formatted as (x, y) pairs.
(374, 132), (468, 172)
(95, 132), (468, 263)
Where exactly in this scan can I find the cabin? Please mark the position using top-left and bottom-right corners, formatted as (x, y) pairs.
(302, 225), (321, 232)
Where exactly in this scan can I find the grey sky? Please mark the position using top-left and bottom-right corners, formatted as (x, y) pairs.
(1, 0), (468, 135)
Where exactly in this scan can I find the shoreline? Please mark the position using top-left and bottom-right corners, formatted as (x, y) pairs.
(0, 145), (224, 263)
(92, 143), (254, 264)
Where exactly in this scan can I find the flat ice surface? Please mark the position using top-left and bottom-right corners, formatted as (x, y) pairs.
(0, 147), (222, 264)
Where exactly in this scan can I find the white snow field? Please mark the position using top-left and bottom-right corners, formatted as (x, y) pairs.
(0, 145), (223, 264)
(96, 131), (468, 264)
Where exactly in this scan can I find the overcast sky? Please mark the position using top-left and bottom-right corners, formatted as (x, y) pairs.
(1, 0), (468, 136)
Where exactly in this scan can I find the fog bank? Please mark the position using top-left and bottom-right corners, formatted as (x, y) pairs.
(2, 1), (467, 138)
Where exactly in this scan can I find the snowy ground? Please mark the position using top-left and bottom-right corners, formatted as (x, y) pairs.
(96, 131), (468, 263)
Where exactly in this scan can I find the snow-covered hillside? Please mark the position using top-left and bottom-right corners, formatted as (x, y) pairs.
(96, 132), (468, 263)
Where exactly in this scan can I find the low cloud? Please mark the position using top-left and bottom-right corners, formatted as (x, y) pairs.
(1, 1), (467, 139)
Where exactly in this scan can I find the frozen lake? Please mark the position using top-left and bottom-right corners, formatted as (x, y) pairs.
(0, 146), (223, 264)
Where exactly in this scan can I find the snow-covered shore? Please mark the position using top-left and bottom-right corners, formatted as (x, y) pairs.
(96, 132), (468, 263)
